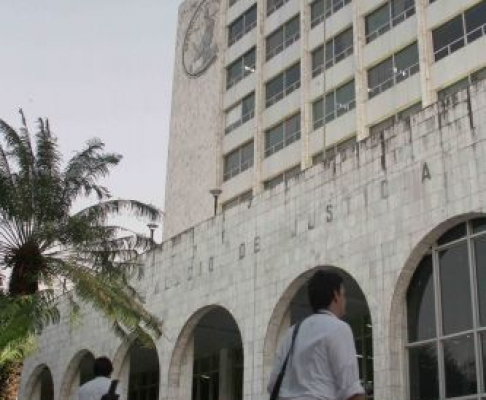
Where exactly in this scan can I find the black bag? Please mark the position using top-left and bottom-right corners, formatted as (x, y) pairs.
(269, 322), (302, 400)
(101, 380), (119, 400)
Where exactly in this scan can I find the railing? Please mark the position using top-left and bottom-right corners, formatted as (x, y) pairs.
(266, 80), (301, 108)
(267, 0), (291, 17)
(227, 64), (255, 89)
(265, 129), (301, 157)
(266, 31), (300, 60)
(228, 19), (257, 46)
(434, 23), (486, 62)
(368, 63), (419, 98)
(311, 0), (351, 28)
(366, 5), (415, 43)
(225, 110), (255, 134)
(313, 99), (355, 129)
(223, 158), (253, 181)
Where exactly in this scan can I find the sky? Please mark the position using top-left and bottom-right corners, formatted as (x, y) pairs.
(0, 0), (183, 241)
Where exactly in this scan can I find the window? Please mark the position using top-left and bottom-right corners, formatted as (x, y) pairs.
(365, 0), (415, 43)
(228, 5), (257, 46)
(225, 93), (255, 134)
(406, 219), (486, 400)
(367, 42), (419, 98)
(223, 141), (254, 181)
(267, 0), (291, 16)
(264, 165), (301, 190)
(265, 113), (301, 157)
(312, 80), (355, 129)
(438, 67), (486, 100)
(222, 190), (253, 212)
(369, 102), (422, 136)
(312, 136), (357, 164)
(310, 0), (352, 28)
(229, 0), (240, 7)
(311, 26), (353, 77)
(433, 1), (486, 61)
(265, 63), (301, 107)
(226, 48), (256, 89)
(266, 15), (300, 60)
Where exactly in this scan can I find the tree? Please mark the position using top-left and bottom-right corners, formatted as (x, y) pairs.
(0, 112), (163, 399)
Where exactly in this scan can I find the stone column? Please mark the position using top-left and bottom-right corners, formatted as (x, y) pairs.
(416, 0), (436, 106)
(300, 0), (312, 169)
(353, 0), (368, 140)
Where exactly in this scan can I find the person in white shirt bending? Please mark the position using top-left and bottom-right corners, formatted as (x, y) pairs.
(78, 356), (120, 400)
(268, 270), (366, 400)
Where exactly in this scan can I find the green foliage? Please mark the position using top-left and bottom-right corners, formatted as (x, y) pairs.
(0, 111), (163, 366)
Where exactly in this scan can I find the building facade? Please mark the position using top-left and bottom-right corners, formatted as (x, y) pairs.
(19, 0), (486, 400)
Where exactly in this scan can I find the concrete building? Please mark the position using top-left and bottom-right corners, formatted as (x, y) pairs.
(19, 0), (486, 400)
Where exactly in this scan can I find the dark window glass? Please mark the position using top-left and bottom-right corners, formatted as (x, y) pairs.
(432, 15), (464, 61)
(285, 16), (300, 41)
(228, 18), (244, 44)
(241, 93), (255, 118)
(286, 64), (301, 88)
(365, 4), (390, 41)
(325, 91), (335, 122)
(408, 344), (439, 400)
(394, 42), (419, 82)
(391, 0), (415, 17)
(481, 332), (486, 391)
(437, 222), (466, 245)
(439, 243), (473, 334)
(334, 27), (353, 58)
(407, 255), (436, 342)
(464, 0), (486, 43)
(311, 0), (325, 27)
(443, 334), (477, 398)
(266, 75), (284, 103)
(473, 217), (486, 234)
(313, 98), (324, 129)
(368, 57), (393, 92)
(311, 46), (324, 77)
(474, 235), (486, 327)
(266, 28), (284, 59)
(335, 80), (355, 115)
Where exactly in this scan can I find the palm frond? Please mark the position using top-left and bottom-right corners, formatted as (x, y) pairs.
(75, 199), (162, 222)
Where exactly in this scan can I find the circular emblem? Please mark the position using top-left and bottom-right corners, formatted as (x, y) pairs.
(183, 0), (220, 78)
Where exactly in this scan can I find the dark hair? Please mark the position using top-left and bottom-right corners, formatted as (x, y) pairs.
(308, 270), (343, 313)
(93, 356), (113, 378)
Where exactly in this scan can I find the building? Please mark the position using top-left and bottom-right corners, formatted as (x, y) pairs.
(19, 0), (486, 400)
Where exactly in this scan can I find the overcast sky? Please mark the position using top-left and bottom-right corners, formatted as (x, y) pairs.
(0, 0), (183, 240)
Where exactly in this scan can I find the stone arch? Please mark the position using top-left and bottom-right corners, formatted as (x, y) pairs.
(113, 333), (161, 399)
(388, 212), (485, 399)
(59, 349), (95, 399)
(23, 364), (54, 400)
(262, 265), (372, 393)
(167, 304), (244, 400)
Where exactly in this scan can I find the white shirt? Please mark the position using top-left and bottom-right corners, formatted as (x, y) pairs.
(78, 377), (120, 400)
(268, 312), (364, 400)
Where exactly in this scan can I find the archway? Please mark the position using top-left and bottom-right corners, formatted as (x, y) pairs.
(59, 350), (95, 399)
(168, 306), (244, 400)
(116, 336), (160, 400)
(24, 365), (54, 400)
(401, 217), (486, 400)
(263, 266), (373, 397)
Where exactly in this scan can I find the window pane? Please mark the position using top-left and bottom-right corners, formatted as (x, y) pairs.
(265, 124), (283, 154)
(443, 334), (477, 398)
(286, 64), (300, 88)
(336, 80), (355, 108)
(312, 46), (324, 75)
(365, 4), (390, 36)
(313, 98), (324, 129)
(474, 235), (486, 327)
(472, 217), (486, 234)
(464, 1), (486, 37)
(407, 255), (436, 342)
(244, 49), (256, 69)
(311, 0), (324, 23)
(325, 91), (335, 121)
(409, 344), (439, 400)
(242, 93), (255, 117)
(241, 141), (254, 166)
(437, 223), (466, 245)
(391, 0), (415, 17)
(439, 243), (473, 334)
(368, 57), (393, 90)
(334, 27), (353, 55)
(432, 16), (465, 61)
(229, 17), (244, 43)
(394, 42), (419, 75)
(246, 5), (257, 29)
(285, 114), (301, 139)
(266, 75), (284, 101)
(267, 29), (284, 57)
(325, 40), (334, 64)
(285, 16), (300, 40)
(481, 332), (486, 392)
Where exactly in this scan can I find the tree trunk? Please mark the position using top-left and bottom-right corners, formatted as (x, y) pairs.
(0, 361), (22, 400)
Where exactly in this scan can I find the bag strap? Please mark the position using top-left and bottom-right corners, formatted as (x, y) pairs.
(108, 380), (118, 395)
(270, 321), (302, 400)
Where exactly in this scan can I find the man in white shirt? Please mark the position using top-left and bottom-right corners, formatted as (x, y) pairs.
(268, 270), (365, 400)
(78, 356), (120, 400)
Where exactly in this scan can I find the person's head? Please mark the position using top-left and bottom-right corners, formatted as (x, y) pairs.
(93, 356), (113, 378)
(308, 269), (346, 317)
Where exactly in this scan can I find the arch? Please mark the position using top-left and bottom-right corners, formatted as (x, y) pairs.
(262, 265), (372, 393)
(59, 349), (95, 399)
(23, 364), (54, 400)
(388, 212), (486, 399)
(167, 304), (244, 400)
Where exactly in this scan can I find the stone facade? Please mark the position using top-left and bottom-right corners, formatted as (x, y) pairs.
(20, 80), (486, 400)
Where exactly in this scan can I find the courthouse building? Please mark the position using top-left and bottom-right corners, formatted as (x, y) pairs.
(20, 0), (486, 399)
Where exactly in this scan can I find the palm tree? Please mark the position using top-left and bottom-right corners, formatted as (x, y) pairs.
(0, 111), (163, 399)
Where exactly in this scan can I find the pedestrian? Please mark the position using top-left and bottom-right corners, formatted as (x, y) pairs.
(268, 269), (365, 400)
(78, 356), (120, 400)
